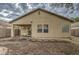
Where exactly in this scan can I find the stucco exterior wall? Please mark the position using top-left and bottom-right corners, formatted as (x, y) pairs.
(11, 10), (72, 39)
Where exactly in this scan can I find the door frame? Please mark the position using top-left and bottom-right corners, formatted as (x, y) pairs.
(14, 29), (20, 36)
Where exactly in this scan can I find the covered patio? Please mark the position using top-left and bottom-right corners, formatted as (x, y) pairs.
(12, 24), (31, 37)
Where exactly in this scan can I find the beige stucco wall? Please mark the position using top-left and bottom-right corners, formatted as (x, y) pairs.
(11, 10), (72, 39)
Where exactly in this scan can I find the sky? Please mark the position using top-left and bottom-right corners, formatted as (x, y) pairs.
(0, 3), (79, 21)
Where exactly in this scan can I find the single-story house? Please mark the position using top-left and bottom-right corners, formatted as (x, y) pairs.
(10, 8), (73, 40)
(71, 22), (79, 36)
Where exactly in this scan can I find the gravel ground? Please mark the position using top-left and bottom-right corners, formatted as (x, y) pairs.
(0, 39), (79, 55)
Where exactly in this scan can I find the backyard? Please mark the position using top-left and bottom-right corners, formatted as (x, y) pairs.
(0, 37), (79, 55)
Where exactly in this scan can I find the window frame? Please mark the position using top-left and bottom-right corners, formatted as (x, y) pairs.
(37, 24), (49, 33)
(62, 25), (70, 33)
(37, 24), (42, 33)
(43, 24), (48, 33)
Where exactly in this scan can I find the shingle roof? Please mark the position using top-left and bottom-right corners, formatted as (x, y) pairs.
(10, 8), (73, 23)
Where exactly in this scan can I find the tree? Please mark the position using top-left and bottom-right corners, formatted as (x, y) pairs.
(72, 17), (79, 22)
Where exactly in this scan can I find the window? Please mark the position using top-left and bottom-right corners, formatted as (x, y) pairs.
(37, 24), (42, 33)
(62, 25), (69, 32)
(44, 24), (48, 33)
(37, 24), (48, 33)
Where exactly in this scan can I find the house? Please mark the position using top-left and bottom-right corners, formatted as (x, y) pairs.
(71, 21), (79, 36)
(10, 8), (73, 40)
(0, 20), (11, 38)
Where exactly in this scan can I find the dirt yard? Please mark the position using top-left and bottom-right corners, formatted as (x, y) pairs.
(0, 37), (79, 55)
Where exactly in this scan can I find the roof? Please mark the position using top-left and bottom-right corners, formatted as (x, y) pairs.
(10, 8), (73, 23)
